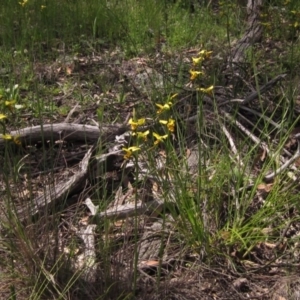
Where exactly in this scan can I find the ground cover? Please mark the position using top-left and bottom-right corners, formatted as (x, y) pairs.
(1, 0), (300, 299)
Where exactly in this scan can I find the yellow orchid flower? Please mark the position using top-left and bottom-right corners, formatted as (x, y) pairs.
(169, 93), (178, 100)
(0, 114), (7, 120)
(189, 70), (203, 80)
(156, 102), (172, 114)
(1, 134), (13, 140)
(19, 0), (28, 6)
(192, 57), (204, 65)
(13, 136), (21, 145)
(159, 118), (175, 132)
(5, 100), (16, 106)
(153, 132), (168, 145)
(122, 146), (140, 160)
(128, 118), (145, 131)
(132, 130), (150, 141)
(197, 85), (214, 95)
(0, 134), (21, 145)
(156, 94), (178, 114)
(198, 50), (213, 59)
(5, 100), (16, 110)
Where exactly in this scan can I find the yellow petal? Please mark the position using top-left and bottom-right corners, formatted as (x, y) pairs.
(137, 118), (145, 126)
(5, 100), (16, 106)
(153, 132), (168, 144)
(156, 103), (172, 114)
(198, 50), (212, 59)
(189, 70), (203, 80)
(13, 136), (21, 145)
(192, 57), (204, 65)
(135, 130), (149, 141)
(1, 134), (13, 140)
(198, 85), (214, 94)
(159, 120), (168, 125)
(128, 146), (140, 152)
(167, 119), (175, 132)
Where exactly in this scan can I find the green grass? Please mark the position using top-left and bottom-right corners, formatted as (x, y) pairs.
(1, 0), (300, 299)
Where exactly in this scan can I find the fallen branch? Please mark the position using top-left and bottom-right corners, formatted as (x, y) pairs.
(264, 139), (300, 182)
(0, 123), (129, 148)
(241, 74), (287, 106)
(87, 197), (164, 222)
(17, 148), (93, 221)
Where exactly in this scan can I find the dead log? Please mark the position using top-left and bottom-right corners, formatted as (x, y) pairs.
(0, 123), (128, 148)
(13, 122), (128, 222)
(17, 148), (93, 222)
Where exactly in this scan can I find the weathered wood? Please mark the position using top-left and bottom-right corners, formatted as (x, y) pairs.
(0, 123), (128, 148)
(226, 0), (263, 74)
(17, 148), (93, 222)
(241, 73), (287, 106)
(88, 197), (164, 222)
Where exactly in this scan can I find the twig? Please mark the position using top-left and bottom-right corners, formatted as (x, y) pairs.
(264, 140), (300, 181)
(275, 220), (293, 249)
(64, 103), (79, 123)
(239, 105), (283, 130)
(85, 198), (98, 215)
(220, 124), (244, 167)
(221, 110), (267, 148)
(241, 74), (287, 106)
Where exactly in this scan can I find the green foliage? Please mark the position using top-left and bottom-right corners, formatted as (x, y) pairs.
(1, 0), (300, 298)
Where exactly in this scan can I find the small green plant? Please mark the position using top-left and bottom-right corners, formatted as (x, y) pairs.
(2, 0), (300, 298)
(0, 84), (24, 145)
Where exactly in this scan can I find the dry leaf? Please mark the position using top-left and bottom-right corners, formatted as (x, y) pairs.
(152, 181), (159, 193)
(264, 242), (277, 249)
(114, 220), (125, 228)
(233, 278), (248, 290)
(140, 260), (159, 267)
(79, 216), (89, 226)
(186, 148), (191, 158)
(159, 150), (167, 158)
(66, 66), (73, 75)
(257, 183), (273, 192)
